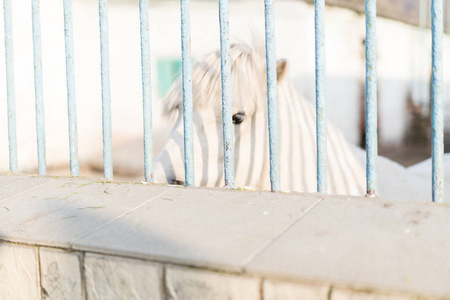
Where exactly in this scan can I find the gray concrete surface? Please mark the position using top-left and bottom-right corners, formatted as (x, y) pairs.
(0, 173), (449, 299)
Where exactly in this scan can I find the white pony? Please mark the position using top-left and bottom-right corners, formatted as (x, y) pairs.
(154, 43), (448, 202)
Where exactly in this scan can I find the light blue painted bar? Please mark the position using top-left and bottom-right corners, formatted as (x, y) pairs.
(3, 0), (18, 172)
(219, 0), (235, 188)
(264, 0), (280, 192)
(431, 0), (444, 202)
(63, 0), (79, 176)
(365, 0), (378, 196)
(315, 0), (327, 194)
(180, 0), (194, 186)
(139, 0), (154, 183)
(99, 0), (113, 180)
(31, 0), (47, 175)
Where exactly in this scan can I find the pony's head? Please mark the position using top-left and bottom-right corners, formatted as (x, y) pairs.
(154, 43), (288, 187)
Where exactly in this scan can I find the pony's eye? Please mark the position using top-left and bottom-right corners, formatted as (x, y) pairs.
(232, 112), (245, 125)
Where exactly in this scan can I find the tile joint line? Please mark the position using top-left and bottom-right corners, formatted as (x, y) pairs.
(69, 187), (175, 244)
(241, 197), (324, 269)
(0, 180), (50, 204)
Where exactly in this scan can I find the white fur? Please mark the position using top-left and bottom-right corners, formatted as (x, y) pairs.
(154, 43), (448, 202)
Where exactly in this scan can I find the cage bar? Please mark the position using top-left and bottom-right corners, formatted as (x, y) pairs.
(264, 0), (280, 192)
(31, 0), (47, 175)
(180, 0), (195, 186)
(3, 0), (18, 172)
(365, 0), (378, 196)
(99, 0), (113, 180)
(139, 0), (154, 183)
(219, 0), (235, 188)
(431, 0), (444, 202)
(315, 0), (327, 194)
(63, 0), (80, 176)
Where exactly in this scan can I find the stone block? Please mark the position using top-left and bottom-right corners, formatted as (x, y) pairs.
(0, 178), (172, 247)
(331, 288), (414, 300)
(39, 247), (83, 300)
(248, 198), (450, 297)
(84, 253), (163, 300)
(166, 265), (260, 300)
(0, 243), (39, 299)
(75, 187), (319, 270)
(264, 279), (329, 300)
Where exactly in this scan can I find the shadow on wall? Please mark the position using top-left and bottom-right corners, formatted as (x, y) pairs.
(0, 179), (197, 298)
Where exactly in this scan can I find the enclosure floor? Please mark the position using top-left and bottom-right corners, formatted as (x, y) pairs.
(0, 173), (449, 299)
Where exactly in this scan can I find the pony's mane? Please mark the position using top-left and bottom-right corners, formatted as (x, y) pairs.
(163, 43), (267, 117)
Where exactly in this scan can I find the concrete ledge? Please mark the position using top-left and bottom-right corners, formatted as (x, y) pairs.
(0, 173), (449, 299)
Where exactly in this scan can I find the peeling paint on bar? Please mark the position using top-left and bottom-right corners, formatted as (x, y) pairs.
(181, 0), (194, 187)
(264, 0), (280, 192)
(99, 0), (113, 180)
(140, 0), (154, 183)
(3, 0), (18, 172)
(365, 0), (378, 197)
(315, 0), (327, 194)
(431, 0), (444, 202)
(219, 0), (235, 188)
(31, 0), (47, 175)
(63, 0), (80, 177)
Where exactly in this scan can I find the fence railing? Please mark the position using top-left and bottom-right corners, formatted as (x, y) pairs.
(2, 0), (445, 202)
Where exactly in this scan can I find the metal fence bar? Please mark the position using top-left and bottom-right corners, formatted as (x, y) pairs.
(3, 0), (18, 172)
(63, 0), (80, 176)
(365, 0), (378, 197)
(431, 0), (444, 202)
(447, 0), (450, 34)
(219, 0), (235, 188)
(139, 0), (154, 183)
(180, 0), (195, 186)
(31, 0), (47, 175)
(99, 0), (113, 180)
(264, 0), (280, 192)
(315, 0), (327, 194)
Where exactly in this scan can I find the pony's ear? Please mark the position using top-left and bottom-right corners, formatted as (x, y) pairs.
(277, 59), (288, 82)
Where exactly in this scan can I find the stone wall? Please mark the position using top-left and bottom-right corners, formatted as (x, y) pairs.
(0, 241), (434, 300)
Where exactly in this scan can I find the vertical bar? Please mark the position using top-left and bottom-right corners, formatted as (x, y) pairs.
(139, 0), (154, 183)
(31, 0), (47, 175)
(63, 0), (80, 176)
(431, 0), (444, 202)
(180, 0), (194, 186)
(3, 0), (18, 172)
(365, 0), (378, 196)
(99, 0), (113, 180)
(219, 0), (235, 188)
(447, 0), (450, 34)
(315, 0), (327, 193)
(264, 0), (280, 192)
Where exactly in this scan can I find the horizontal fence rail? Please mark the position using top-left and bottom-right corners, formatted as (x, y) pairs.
(0, 0), (445, 203)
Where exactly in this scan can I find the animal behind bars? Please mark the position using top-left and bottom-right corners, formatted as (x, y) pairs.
(153, 43), (449, 201)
